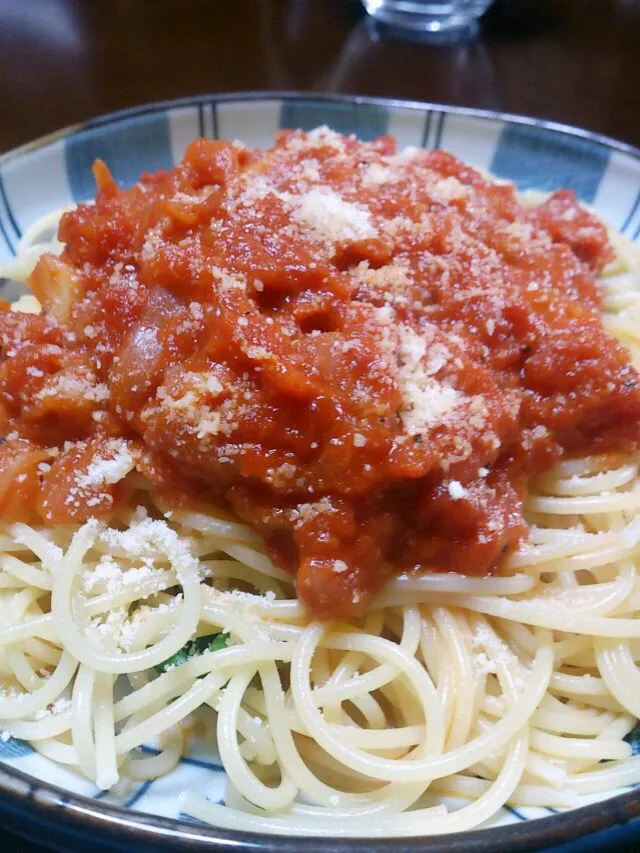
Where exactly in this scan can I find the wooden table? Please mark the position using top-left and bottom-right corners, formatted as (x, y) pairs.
(1, 0), (640, 155)
(1, 0), (640, 850)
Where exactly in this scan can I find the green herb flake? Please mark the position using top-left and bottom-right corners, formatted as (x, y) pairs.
(157, 632), (229, 673)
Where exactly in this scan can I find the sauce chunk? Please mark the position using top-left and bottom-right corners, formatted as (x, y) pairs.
(1, 128), (639, 617)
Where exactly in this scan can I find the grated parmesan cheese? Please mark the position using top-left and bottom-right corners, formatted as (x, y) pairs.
(396, 325), (466, 436)
(290, 187), (376, 245)
(76, 440), (134, 489)
(99, 517), (200, 584)
(448, 480), (466, 500)
(36, 374), (110, 404)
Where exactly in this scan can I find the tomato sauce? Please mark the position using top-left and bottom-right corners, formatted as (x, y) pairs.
(1, 128), (639, 618)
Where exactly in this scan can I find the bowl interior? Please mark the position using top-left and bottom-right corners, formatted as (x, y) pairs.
(1, 92), (640, 852)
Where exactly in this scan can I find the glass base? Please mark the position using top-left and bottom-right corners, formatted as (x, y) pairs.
(365, 15), (479, 44)
(362, 0), (488, 43)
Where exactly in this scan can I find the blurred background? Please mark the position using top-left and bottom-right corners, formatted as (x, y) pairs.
(0, 0), (639, 152)
(1, 2), (640, 852)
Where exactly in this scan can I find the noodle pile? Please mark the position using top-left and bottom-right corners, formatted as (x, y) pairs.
(0, 208), (639, 837)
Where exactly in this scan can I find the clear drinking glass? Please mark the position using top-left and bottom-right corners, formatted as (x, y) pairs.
(362, 0), (495, 41)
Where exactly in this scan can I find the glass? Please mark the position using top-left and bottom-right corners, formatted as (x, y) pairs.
(361, 0), (495, 42)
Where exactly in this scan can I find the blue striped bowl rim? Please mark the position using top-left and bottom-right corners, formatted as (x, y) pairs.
(0, 92), (639, 853)
(2, 92), (640, 264)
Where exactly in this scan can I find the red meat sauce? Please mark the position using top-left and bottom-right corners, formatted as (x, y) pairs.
(1, 128), (639, 618)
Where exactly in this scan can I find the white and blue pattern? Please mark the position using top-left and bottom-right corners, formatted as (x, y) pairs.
(0, 730), (229, 818)
(1, 95), (640, 270)
(1, 95), (640, 845)
(1, 721), (639, 827)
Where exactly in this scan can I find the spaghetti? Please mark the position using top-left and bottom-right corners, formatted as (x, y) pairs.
(0, 131), (640, 836)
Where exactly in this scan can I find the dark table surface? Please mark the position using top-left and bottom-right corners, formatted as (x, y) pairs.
(2, 0), (640, 154)
(1, 0), (640, 850)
